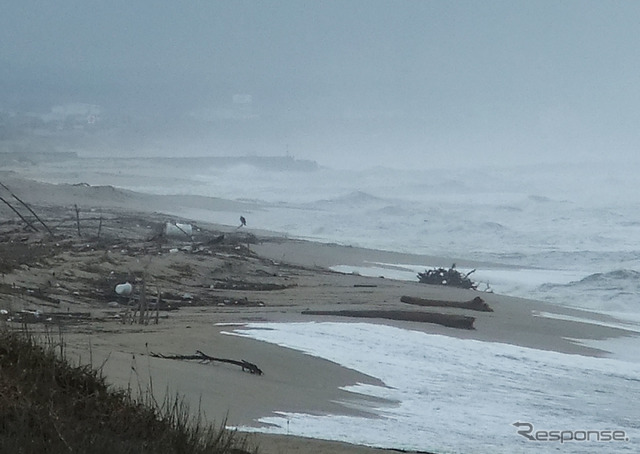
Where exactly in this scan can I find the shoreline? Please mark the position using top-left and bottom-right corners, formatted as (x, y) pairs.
(1, 172), (638, 453)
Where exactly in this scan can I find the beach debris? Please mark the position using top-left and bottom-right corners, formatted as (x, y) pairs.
(417, 264), (478, 289)
(302, 309), (476, 330)
(164, 222), (193, 238)
(400, 295), (493, 312)
(208, 279), (290, 291)
(0, 309), (91, 324)
(150, 350), (263, 375)
(207, 234), (225, 245)
(482, 282), (494, 293)
(118, 278), (161, 325)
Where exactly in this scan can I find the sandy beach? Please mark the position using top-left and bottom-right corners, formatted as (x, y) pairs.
(1, 171), (637, 453)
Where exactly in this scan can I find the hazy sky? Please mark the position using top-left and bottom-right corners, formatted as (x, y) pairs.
(1, 1), (639, 167)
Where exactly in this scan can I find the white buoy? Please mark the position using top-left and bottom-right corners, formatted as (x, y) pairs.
(115, 282), (132, 296)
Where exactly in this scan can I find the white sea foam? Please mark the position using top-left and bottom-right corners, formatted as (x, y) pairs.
(229, 322), (640, 453)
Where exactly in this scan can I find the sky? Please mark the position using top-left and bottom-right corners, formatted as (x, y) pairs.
(1, 1), (639, 168)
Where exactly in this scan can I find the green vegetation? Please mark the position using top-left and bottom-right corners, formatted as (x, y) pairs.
(0, 327), (253, 454)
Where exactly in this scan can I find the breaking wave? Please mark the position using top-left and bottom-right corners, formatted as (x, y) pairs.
(313, 190), (385, 206)
(536, 269), (640, 313)
(546, 269), (640, 290)
(579, 269), (640, 283)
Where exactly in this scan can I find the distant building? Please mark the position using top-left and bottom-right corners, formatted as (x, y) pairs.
(48, 103), (102, 128)
(188, 94), (257, 121)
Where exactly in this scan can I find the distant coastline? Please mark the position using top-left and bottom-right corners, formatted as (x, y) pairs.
(0, 151), (319, 172)
(132, 155), (319, 172)
(0, 150), (79, 164)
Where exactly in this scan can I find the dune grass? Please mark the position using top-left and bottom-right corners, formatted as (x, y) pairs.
(0, 326), (254, 454)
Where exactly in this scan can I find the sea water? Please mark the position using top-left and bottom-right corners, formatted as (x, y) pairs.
(227, 322), (640, 453)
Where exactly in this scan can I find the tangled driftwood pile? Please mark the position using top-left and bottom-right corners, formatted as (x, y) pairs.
(417, 264), (477, 289)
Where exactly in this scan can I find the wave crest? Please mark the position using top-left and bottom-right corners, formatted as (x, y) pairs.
(578, 269), (640, 284)
(313, 190), (385, 207)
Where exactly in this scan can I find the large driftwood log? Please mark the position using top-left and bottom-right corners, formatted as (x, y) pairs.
(150, 350), (263, 375)
(302, 309), (475, 330)
(400, 295), (493, 312)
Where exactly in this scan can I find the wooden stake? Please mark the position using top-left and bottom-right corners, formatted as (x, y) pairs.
(155, 286), (160, 324)
(0, 196), (39, 232)
(138, 279), (146, 325)
(74, 204), (81, 237)
(97, 213), (103, 239)
(0, 181), (53, 235)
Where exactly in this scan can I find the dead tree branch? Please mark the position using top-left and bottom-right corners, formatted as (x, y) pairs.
(150, 350), (263, 375)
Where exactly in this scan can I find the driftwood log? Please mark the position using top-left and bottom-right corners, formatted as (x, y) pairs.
(302, 309), (475, 330)
(400, 295), (493, 312)
(150, 350), (263, 375)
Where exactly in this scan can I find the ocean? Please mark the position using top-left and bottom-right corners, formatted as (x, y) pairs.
(11, 155), (640, 452)
(227, 321), (640, 453)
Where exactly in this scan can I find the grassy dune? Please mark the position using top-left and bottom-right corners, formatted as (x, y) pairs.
(0, 327), (254, 454)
